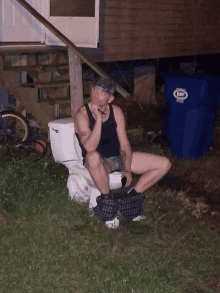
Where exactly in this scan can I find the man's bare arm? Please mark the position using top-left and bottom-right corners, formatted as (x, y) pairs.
(74, 109), (102, 152)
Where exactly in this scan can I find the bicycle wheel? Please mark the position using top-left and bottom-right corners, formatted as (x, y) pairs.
(0, 111), (30, 145)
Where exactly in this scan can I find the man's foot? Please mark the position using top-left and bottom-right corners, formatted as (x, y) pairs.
(105, 217), (120, 229)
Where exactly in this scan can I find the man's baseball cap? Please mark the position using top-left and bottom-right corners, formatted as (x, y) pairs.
(95, 78), (116, 96)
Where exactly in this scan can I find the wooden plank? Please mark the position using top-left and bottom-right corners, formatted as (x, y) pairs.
(103, 23), (201, 32)
(104, 12), (185, 22)
(104, 7), (220, 15)
(47, 97), (71, 105)
(0, 45), (68, 55)
(104, 28), (220, 40)
(68, 48), (83, 116)
(104, 25), (220, 38)
(103, 3), (220, 27)
(105, 2), (180, 10)
(105, 38), (220, 52)
(104, 39), (220, 54)
(4, 63), (69, 72)
(104, 32), (220, 43)
(104, 35), (220, 49)
(103, 25), (220, 38)
(21, 80), (70, 88)
(104, 0), (220, 10)
(104, 16), (192, 25)
(104, 5), (220, 14)
(104, 11), (220, 24)
(15, 0), (130, 98)
(104, 13), (220, 24)
(104, 41), (220, 61)
(155, 0), (220, 8)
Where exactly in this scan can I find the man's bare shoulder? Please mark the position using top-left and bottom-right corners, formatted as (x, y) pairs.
(74, 105), (87, 118)
(112, 104), (124, 116)
(74, 105), (88, 123)
(74, 105), (89, 132)
(112, 104), (126, 123)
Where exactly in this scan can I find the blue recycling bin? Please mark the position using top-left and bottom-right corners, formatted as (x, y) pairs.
(161, 72), (220, 158)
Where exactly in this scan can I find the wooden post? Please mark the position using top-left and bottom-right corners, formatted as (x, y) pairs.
(0, 55), (5, 86)
(68, 48), (83, 117)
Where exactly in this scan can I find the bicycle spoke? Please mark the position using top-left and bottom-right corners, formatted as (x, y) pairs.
(0, 111), (29, 145)
(5, 119), (24, 143)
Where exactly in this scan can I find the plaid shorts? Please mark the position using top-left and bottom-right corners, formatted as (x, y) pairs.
(93, 193), (145, 221)
(116, 194), (145, 220)
(84, 154), (124, 174)
(104, 155), (124, 173)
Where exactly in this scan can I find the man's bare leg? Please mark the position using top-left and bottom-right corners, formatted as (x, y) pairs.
(131, 152), (171, 193)
(86, 151), (111, 194)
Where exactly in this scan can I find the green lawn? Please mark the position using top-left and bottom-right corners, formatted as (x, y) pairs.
(0, 148), (220, 293)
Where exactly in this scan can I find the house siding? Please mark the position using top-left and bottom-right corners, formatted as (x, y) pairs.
(102, 0), (220, 61)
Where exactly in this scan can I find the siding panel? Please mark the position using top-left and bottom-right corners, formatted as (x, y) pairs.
(102, 0), (220, 61)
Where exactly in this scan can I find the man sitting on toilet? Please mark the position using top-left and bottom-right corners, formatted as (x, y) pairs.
(74, 78), (171, 221)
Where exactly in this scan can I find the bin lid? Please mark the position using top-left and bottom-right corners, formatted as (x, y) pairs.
(161, 71), (220, 83)
(161, 71), (220, 107)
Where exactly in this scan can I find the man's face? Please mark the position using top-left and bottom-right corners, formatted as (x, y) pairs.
(90, 86), (111, 107)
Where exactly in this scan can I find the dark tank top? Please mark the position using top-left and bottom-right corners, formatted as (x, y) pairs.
(75, 103), (120, 163)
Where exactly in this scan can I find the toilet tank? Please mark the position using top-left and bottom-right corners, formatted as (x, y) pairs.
(48, 118), (83, 163)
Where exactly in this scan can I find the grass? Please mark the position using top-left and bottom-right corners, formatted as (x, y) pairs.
(0, 147), (220, 293)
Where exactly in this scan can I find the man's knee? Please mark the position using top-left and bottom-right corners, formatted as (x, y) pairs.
(162, 157), (172, 171)
(86, 151), (102, 168)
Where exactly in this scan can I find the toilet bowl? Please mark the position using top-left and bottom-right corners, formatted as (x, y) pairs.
(48, 118), (122, 208)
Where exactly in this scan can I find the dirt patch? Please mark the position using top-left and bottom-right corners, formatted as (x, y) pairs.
(159, 158), (220, 210)
(182, 159), (220, 209)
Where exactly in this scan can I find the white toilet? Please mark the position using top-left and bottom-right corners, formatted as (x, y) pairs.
(48, 118), (122, 209)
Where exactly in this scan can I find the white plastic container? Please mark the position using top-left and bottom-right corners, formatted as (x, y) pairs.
(48, 117), (83, 164)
